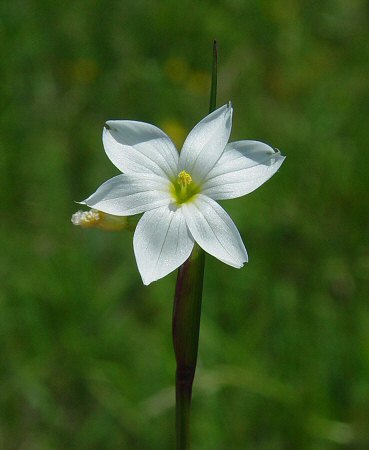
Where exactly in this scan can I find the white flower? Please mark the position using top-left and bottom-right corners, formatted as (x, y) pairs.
(81, 103), (285, 285)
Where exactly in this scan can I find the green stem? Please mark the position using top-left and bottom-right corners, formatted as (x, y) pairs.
(172, 41), (218, 450)
(173, 244), (205, 450)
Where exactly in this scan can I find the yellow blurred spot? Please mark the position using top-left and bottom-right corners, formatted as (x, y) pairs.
(164, 57), (189, 84)
(160, 119), (187, 148)
(164, 57), (210, 96)
(71, 58), (99, 84)
(186, 70), (211, 95)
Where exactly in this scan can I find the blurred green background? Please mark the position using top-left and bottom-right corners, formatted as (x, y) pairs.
(1, 0), (369, 449)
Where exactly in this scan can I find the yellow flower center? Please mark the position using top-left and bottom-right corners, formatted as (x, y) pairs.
(177, 170), (193, 188)
(172, 170), (199, 204)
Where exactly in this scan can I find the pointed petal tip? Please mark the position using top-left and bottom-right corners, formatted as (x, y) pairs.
(274, 147), (286, 157)
(221, 257), (246, 269)
(220, 101), (232, 117)
(139, 269), (157, 286)
(234, 259), (248, 269)
(275, 151), (286, 169)
(238, 255), (249, 268)
(225, 101), (233, 123)
(215, 102), (232, 116)
(140, 268), (166, 286)
(141, 276), (152, 286)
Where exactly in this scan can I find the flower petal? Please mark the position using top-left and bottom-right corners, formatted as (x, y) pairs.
(182, 194), (248, 268)
(103, 120), (179, 179)
(201, 141), (285, 200)
(133, 205), (194, 285)
(81, 174), (172, 216)
(179, 103), (233, 183)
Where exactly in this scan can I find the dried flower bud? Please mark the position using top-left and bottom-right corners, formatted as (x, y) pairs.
(71, 209), (136, 231)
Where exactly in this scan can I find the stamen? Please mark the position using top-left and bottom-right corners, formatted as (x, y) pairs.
(177, 170), (192, 188)
(172, 170), (198, 204)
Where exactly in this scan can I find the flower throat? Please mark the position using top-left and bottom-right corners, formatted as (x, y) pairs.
(173, 170), (199, 204)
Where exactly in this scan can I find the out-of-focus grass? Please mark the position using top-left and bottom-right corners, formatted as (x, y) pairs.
(1, 0), (369, 449)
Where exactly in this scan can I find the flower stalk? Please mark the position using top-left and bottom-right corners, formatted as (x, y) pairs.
(172, 40), (218, 450)
(172, 244), (205, 450)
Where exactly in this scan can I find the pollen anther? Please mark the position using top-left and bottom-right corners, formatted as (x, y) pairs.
(177, 170), (192, 188)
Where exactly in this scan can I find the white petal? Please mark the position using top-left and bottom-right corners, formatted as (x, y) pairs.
(81, 174), (172, 216)
(103, 120), (179, 179)
(201, 141), (285, 200)
(179, 103), (233, 183)
(182, 195), (248, 268)
(133, 206), (194, 285)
